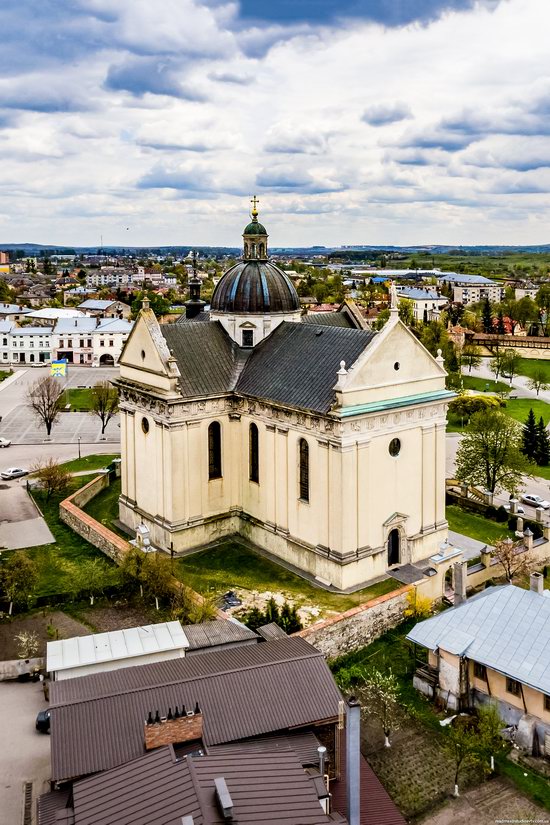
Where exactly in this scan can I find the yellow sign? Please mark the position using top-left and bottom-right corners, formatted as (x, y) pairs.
(51, 360), (67, 377)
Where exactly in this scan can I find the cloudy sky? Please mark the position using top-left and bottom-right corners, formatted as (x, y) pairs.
(1, 0), (549, 247)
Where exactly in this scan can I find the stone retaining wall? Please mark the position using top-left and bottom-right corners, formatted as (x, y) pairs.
(295, 585), (412, 658)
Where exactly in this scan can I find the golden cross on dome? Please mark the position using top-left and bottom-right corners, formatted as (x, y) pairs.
(250, 194), (259, 217)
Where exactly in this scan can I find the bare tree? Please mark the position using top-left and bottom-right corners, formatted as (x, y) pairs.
(32, 458), (71, 500)
(90, 381), (119, 436)
(492, 537), (530, 582)
(27, 376), (64, 437)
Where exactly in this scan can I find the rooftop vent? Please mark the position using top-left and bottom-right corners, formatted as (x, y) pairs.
(214, 777), (234, 821)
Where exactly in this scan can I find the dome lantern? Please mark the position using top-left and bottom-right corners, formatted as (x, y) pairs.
(243, 195), (268, 261)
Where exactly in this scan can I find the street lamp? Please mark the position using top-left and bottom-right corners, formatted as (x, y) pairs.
(78, 436), (81, 460)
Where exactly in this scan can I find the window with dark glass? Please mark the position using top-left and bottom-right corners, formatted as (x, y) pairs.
(473, 662), (487, 680)
(208, 421), (222, 479)
(545, 695), (550, 712)
(249, 423), (259, 483)
(242, 329), (254, 347)
(299, 438), (309, 502)
(506, 677), (521, 697)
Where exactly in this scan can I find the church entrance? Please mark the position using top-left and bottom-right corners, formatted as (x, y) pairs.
(387, 529), (400, 566)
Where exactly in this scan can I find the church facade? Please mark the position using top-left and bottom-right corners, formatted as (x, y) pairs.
(116, 205), (453, 591)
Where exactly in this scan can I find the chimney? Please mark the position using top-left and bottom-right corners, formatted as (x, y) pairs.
(214, 777), (234, 821)
(530, 572), (544, 595)
(346, 696), (361, 825)
(144, 703), (203, 751)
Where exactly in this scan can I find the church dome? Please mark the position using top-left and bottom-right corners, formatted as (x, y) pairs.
(243, 220), (267, 235)
(211, 261), (300, 314)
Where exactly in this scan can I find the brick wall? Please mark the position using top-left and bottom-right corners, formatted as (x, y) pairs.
(144, 711), (203, 750)
(295, 585), (411, 658)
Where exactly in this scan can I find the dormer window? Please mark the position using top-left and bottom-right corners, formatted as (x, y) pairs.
(242, 329), (254, 347)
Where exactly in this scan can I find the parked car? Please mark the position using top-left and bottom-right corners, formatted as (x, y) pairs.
(0, 467), (29, 480)
(36, 709), (50, 734)
(503, 502), (525, 514)
(0, 437), (11, 448)
(521, 493), (550, 510)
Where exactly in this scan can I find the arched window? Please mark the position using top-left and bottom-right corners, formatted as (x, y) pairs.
(299, 438), (309, 502)
(208, 421), (222, 479)
(249, 423), (259, 483)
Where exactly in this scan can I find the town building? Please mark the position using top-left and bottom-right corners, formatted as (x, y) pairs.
(438, 274), (506, 305)
(77, 298), (131, 319)
(0, 302), (32, 323)
(8, 326), (53, 364)
(54, 316), (133, 366)
(395, 286), (448, 322)
(408, 576), (550, 753)
(92, 318), (133, 366)
(26, 307), (84, 326)
(116, 203), (453, 592)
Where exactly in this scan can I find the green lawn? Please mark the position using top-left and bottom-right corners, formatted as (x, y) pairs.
(446, 504), (512, 545)
(461, 375), (510, 394)
(59, 454), (119, 474)
(447, 397), (550, 433)
(176, 542), (400, 615)
(0, 369), (12, 382)
(20, 479), (116, 597)
(60, 387), (94, 410)
(515, 358), (550, 382)
(83, 477), (124, 534)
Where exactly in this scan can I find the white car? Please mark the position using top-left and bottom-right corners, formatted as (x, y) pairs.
(0, 467), (29, 480)
(504, 502), (525, 514)
(0, 437), (10, 448)
(521, 493), (550, 510)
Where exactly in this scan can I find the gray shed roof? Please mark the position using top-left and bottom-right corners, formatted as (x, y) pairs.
(49, 637), (342, 782)
(407, 585), (550, 695)
(182, 619), (258, 650)
(301, 311), (354, 328)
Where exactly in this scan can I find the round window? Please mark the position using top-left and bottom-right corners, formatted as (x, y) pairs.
(394, 361), (400, 371)
(141, 417), (150, 434)
(389, 438), (401, 457)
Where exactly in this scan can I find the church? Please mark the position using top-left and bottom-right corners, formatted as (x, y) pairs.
(116, 202), (453, 591)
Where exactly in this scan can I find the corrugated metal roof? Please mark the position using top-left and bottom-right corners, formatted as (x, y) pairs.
(236, 323), (375, 414)
(301, 312), (354, 328)
(182, 619), (257, 650)
(50, 637), (342, 782)
(50, 744), (335, 825)
(407, 585), (550, 695)
(47, 621), (189, 673)
(256, 622), (288, 641)
(208, 731), (323, 767)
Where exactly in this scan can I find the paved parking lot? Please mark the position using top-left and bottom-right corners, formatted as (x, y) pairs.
(0, 480), (54, 549)
(0, 680), (51, 825)
(1, 406), (119, 445)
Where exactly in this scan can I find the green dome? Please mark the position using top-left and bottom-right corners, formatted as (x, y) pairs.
(243, 221), (267, 235)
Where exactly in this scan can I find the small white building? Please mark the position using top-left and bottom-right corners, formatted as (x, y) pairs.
(396, 286), (448, 322)
(47, 621), (190, 681)
(9, 326), (53, 364)
(26, 307), (84, 326)
(78, 299), (131, 319)
(0, 303), (32, 323)
(92, 318), (133, 366)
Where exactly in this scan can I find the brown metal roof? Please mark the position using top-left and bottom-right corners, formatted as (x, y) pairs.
(55, 744), (337, 825)
(208, 730), (323, 767)
(330, 731), (406, 825)
(50, 637), (341, 782)
(255, 622), (288, 641)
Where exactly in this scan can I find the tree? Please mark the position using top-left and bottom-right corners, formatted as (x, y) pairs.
(32, 458), (71, 501)
(521, 408), (538, 461)
(455, 409), (533, 494)
(141, 552), (173, 610)
(14, 630), (40, 659)
(90, 381), (119, 436)
(420, 320), (448, 357)
(27, 376), (64, 437)
(74, 559), (117, 605)
(536, 284), (550, 336)
(0, 552), (38, 614)
(482, 298), (493, 333)
(535, 417), (550, 466)
(477, 703), (506, 773)
(491, 538), (530, 582)
(527, 368), (550, 396)
(443, 716), (483, 797)
(338, 666), (401, 748)
(398, 298), (414, 326)
(497, 309), (506, 335)
(501, 348), (522, 385)
(461, 344), (482, 373)
(119, 545), (146, 595)
(489, 350), (505, 382)
(131, 290), (171, 318)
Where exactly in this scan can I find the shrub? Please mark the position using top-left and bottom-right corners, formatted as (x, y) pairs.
(403, 589), (432, 620)
(496, 506), (508, 523)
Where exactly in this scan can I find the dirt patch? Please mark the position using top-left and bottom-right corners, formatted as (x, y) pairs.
(418, 777), (549, 825)
(0, 610), (90, 660)
(73, 602), (159, 633)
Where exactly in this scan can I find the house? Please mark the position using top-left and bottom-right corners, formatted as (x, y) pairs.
(0, 303), (32, 323)
(92, 317), (133, 366)
(0, 320), (14, 363)
(8, 326), (53, 364)
(47, 621), (190, 681)
(115, 203), (453, 592)
(43, 635), (406, 825)
(395, 286), (448, 322)
(26, 307), (84, 326)
(53, 317), (97, 365)
(77, 298), (131, 319)
(407, 575), (550, 753)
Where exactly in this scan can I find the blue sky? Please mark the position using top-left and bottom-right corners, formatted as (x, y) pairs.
(1, 0), (550, 246)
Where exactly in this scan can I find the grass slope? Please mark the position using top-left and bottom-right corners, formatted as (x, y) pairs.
(446, 505), (512, 545)
(59, 454), (119, 473)
(461, 375), (510, 394)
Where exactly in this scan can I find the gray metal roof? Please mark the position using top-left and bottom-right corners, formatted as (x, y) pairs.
(161, 319), (375, 414)
(49, 637), (342, 782)
(301, 311), (354, 328)
(182, 619), (258, 650)
(236, 322), (375, 414)
(46, 744), (335, 825)
(407, 585), (550, 694)
(256, 622), (288, 641)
